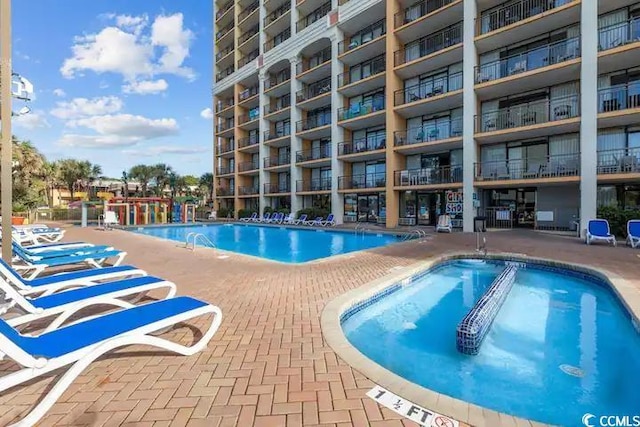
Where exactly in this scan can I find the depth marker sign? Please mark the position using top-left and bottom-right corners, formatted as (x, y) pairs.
(366, 385), (459, 427)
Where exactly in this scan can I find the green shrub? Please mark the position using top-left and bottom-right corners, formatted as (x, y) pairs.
(238, 209), (253, 218)
(217, 207), (230, 218)
(597, 205), (640, 237)
(277, 207), (290, 215)
(264, 206), (273, 214)
(296, 207), (330, 220)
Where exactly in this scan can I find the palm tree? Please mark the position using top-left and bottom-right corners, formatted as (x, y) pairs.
(57, 159), (102, 201)
(40, 161), (60, 207)
(199, 173), (214, 204)
(152, 163), (173, 197)
(128, 164), (155, 197)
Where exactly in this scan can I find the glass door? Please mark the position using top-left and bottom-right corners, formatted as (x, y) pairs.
(367, 195), (379, 223)
(417, 193), (431, 225)
(357, 195), (369, 222)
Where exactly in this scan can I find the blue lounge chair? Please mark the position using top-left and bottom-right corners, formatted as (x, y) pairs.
(0, 296), (222, 427)
(0, 258), (146, 295)
(292, 214), (307, 225)
(270, 212), (283, 224)
(627, 220), (640, 248)
(586, 219), (616, 246)
(257, 212), (271, 223)
(305, 217), (323, 226)
(240, 212), (257, 222)
(321, 214), (336, 227)
(12, 241), (114, 260)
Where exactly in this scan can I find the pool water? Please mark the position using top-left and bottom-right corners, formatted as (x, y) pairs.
(132, 224), (400, 263)
(342, 259), (640, 425)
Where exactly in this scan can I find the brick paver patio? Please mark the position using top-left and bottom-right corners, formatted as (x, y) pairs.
(1, 225), (638, 427)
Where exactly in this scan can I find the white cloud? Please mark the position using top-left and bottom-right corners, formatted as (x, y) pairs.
(52, 88), (66, 97)
(60, 13), (195, 95)
(50, 96), (123, 119)
(59, 114), (179, 148)
(13, 110), (50, 130)
(200, 107), (213, 119)
(122, 145), (207, 157)
(123, 78), (168, 95)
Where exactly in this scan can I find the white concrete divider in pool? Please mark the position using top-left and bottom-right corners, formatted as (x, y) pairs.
(456, 264), (518, 355)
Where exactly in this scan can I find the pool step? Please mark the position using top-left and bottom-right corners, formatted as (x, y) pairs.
(456, 264), (518, 355)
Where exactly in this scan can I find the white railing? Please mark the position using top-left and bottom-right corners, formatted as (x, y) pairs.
(185, 232), (217, 252)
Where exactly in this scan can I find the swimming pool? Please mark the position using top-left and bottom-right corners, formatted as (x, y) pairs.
(131, 224), (401, 263)
(340, 258), (640, 425)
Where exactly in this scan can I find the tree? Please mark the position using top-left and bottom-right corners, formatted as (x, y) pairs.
(152, 163), (173, 197)
(199, 173), (214, 203)
(40, 161), (60, 207)
(8, 138), (47, 210)
(57, 159), (102, 201)
(128, 164), (155, 197)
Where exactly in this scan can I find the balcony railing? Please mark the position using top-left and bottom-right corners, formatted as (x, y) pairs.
(338, 56), (385, 87)
(265, 28), (291, 52)
(394, 117), (463, 146)
(216, 187), (235, 196)
(297, 47), (331, 75)
(394, 22), (462, 67)
(215, 98), (234, 112)
(296, 178), (332, 192)
(338, 98), (385, 121)
(238, 109), (260, 124)
(597, 147), (640, 175)
(264, 95), (291, 115)
(296, 146), (331, 162)
(476, 95), (580, 133)
(265, 71), (291, 90)
(264, 154), (291, 168)
(338, 0), (351, 5)
(216, 2), (233, 20)
(265, 182), (291, 194)
(238, 136), (259, 149)
(475, 153), (580, 180)
(239, 186), (259, 195)
(394, 72), (463, 106)
(216, 44), (234, 61)
(217, 141), (235, 154)
(394, 165), (462, 186)
(338, 172), (386, 190)
(239, 85), (259, 102)
(338, 134), (386, 156)
(216, 166), (234, 175)
(239, 26), (259, 45)
(238, 161), (260, 172)
(238, 1), (259, 22)
(475, 37), (580, 83)
(216, 120), (234, 133)
(395, 0), (456, 28)
(296, 78), (331, 102)
(296, 1), (332, 32)
(265, 2), (291, 26)
(598, 83), (640, 113)
(216, 23), (234, 40)
(337, 19), (386, 55)
(599, 18), (640, 51)
(264, 128), (291, 141)
(296, 116), (331, 133)
(216, 66), (234, 82)
(238, 50), (259, 68)
(478, 0), (563, 35)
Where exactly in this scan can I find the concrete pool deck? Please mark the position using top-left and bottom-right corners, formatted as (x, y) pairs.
(1, 225), (639, 426)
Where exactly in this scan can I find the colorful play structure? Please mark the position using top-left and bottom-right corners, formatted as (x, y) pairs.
(103, 197), (197, 226)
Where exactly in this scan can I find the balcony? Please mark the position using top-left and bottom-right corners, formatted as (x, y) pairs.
(394, 118), (463, 153)
(337, 98), (385, 129)
(216, 166), (234, 175)
(238, 111), (260, 129)
(238, 161), (260, 173)
(338, 57), (386, 96)
(395, 0), (457, 28)
(238, 186), (260, 196)
(239, 85), (260, 105)
(394, 72), (463, 117)
(296, 47), (332, 82)
(264, 128), (292, 146)
(338, 172), (386, 191)
(264, 28), (291, 52)
(216, 23), (234, 41)
(265, 3), (291, 27)
(216, 187), (235, 197)
(476, 0), (580, 53)
(296, 116), (331, 139)
(217, 141), (235, 155)
(474, 153), (580, 185)
(597, 147), (640, 178)
(238, 1), (259, 23)
(216, 66), (234, 82)
(395, 0), (463, 45)
(296, 146), (331, 164)
(215, 120), (235, 135)
(338, 134), (386, 160)
(264, 95), (291, 119)
(475, 37), (581, 98)
(264, 154), (291, 169)
(239, 26), (259, 46)
(337, 19), (386, 66)
(296, 1), (331, 32)
(265, 182), (291, 194)
(238, 136), (259, 151)
(238, 50), (259, 69)
(265, 72), (291, 98)
(599, 18), (640, 73)
(215, 44), (234, 62)
(215, 2), (234, 21)
(476, 95), (580, 143)
(598, 82), (640, 128)
(296, 78), (331, 107)
(394, 23), (462, 78)
(394, 165), (462, 187)
(296, 178), (332, 192)
(215, 98), (235, 114)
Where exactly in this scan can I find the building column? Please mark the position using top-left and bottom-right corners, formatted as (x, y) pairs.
(289, 56), (303, 215)
(259, 71), (269, 215)
(330, 31), (345, 224)
(579, 0), (598, 238)
(462, 0), (478, 233)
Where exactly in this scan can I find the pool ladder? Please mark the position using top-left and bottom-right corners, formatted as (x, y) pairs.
(402, 229), (428, 241)
(354, 223), (369, 236)
(185, 232), (216, 252)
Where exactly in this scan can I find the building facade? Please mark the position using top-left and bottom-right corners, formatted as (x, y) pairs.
(213, 0), (640, 233)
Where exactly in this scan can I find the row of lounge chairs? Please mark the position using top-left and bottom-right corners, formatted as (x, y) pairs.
(586, 218), (640, 247)
(0, 224), (222, 426)
(240, 212), (337, 227)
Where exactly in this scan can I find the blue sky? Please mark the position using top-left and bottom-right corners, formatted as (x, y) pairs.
(11, 0), (213, 178)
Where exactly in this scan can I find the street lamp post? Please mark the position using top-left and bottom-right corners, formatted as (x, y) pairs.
(1, 0), (12, 263)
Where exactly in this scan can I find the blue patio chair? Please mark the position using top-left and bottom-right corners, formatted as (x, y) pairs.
(626, 220), (640, 248)
(586, 219), (616, 246)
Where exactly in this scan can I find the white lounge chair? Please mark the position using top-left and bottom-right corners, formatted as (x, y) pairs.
(321, 214), (336, 227)
(292, 214), (307, 225)
(282, 213), (294, 224)
(305, 217), (323, 226)
(103, 211), (119, 230)
(0, 296), (222, 427)
(627, 220), (640, 248)
(586, 219), (616, 246)
(436, 214), (452, 233)
(240, 212), (257, 222)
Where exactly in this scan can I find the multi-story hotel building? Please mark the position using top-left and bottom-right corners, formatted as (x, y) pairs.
(212, 0), (640, 234)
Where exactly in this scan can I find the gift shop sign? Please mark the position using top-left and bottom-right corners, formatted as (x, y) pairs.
(367, 385), (459, 427)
